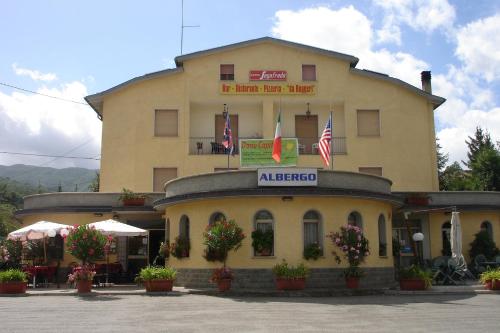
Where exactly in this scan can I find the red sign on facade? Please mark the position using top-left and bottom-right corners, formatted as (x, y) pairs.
(249, 70), (287, 81)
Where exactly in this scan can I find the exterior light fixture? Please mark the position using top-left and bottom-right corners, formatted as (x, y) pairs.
(412, 232), (424, 242)
(306, 102), (311, 119)
(281, 196), (293, 202)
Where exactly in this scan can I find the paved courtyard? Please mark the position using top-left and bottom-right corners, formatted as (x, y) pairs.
(0, 293), (498, 332)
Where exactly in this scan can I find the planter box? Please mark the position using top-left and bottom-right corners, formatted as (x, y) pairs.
(0, 281), (27, 294)
(145, 279), (174, 292)
(400, 278), (427, 290)
(485, 279), (500, 290)
(122, 198), (145, 206)
(77, 280), (92, 293)
(275, 278), (306, 290)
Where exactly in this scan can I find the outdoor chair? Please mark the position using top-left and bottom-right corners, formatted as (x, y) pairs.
(474, 254), (488, 276)
(431, 256), (449, 285)
(447, 258), (467, 285)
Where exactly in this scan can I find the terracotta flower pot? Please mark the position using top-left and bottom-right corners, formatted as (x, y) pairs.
(145, 279), (174, 292)
(345, 277), (360, 289)
(400, 278), (427, 290)
(0, 281), (27, 294)
(77, 280), (92, 293)
(122, 198), (145, 206)
(275, 278), (306, 290)
(217, 278), (232, 292)
(485, 279), (500, 290)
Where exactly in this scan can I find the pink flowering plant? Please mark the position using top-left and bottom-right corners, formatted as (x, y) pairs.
(202, 219), (245, 268)
(210, 267), (234, 282)
(65, 224), (106, 265)
(67, 264), (96, 282)
(328, 224), (370, 278)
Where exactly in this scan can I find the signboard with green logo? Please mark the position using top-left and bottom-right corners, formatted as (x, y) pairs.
(239, 138), (298, 168)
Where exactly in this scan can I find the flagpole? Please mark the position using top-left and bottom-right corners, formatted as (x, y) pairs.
(226, 105), (230, 170)
(330, 105), (333, 171)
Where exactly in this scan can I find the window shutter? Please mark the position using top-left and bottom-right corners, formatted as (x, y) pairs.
(357, 110), (380, 136)
(302, 65), (316, 81)
(155, 110), (178, 136)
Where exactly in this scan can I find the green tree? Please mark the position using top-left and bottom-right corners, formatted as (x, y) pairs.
(469, 146), (500, 191)
(469, 230), (499, 260)
(88, 171), (100, 192)
(440, 162), (469, 191)
(464, 127), (495, 169)
(0, 204), (19, 238)
(436, 138), (449, 190)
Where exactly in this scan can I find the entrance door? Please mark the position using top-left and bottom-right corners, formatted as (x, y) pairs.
(295, 115), (318, 154)
(149, 229), (166, 265)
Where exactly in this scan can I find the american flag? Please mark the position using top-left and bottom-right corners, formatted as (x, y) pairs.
(222, 111), (234, 155)
(319, 114), (332, 167)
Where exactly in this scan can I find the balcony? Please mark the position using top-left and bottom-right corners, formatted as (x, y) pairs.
(189, 137), (347, 155)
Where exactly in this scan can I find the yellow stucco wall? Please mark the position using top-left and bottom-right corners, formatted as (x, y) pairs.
(98, 41), (439, 193)
(165, 196), (394, 270)
(20, 213), (118, 267)
(429, 211), (500, 262)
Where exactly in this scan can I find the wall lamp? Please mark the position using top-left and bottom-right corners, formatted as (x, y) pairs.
(94, 213), (103, 217)
(281, 196), (293, 202)
(306, 102), (311, 119)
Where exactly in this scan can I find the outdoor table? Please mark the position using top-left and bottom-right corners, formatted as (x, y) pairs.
(483, 261), (500, 268)
(29, 266), (50, 288)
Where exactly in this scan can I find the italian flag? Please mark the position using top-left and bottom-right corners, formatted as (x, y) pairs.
(272, 112), (281, 163)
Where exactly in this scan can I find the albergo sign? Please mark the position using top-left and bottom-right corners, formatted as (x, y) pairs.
(258, 168), (318, 187)
(250, 70), (287, 81)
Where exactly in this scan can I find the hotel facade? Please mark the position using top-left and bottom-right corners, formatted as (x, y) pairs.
(16, 37), (500, 288)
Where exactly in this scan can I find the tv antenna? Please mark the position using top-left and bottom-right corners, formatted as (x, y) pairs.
(180, 0), (200, 55)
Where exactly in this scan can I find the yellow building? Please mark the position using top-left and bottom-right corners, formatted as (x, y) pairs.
(16, 37), (500, 288)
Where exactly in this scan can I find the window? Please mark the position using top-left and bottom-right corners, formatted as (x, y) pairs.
(209, 212), (226, 226)
(153, 168), (177, 192)
(47, 234), (64, 260)
(302, 64), (316, 81)
(220, 64), (234, 80)
(441, 222), (451, 256)
(359, 167), (383, 176)
(378, 214), (387, 257)
(154, 109), (178, 137)
(253, 210), (274, 256)
(303, 210), (323, 256)
(295, 115), (318, 154)
(357, 110), (380, 136)
(481, 221), (493, 239)
(348, 211), (363, 229)
(178, 215), (190, 257)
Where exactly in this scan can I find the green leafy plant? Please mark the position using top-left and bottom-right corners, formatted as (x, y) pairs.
(203, 246), (226, 262)
(303, 243), (322, 260)
(66, 224), (106, 264)
(479, 268), (500, 284)
(272, 260), (309, 279)
(328, 224), (370, 278)
(251, 229), (273, 255)
(118, 188), (146, 201)
(399, 265), (433, 289)
(469, 230), (499, 260)
(137, 266), (177, 282)
(169, 236), (190, 258)
(0, 268), (27, 282)
(0, 239), (22, 268)
(202, 219), (245, 267)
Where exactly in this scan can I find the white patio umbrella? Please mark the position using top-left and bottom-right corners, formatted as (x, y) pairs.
(88, 219), (148, 236)
(8, 221), (70, 241)
(450, 211), (467, 270)
(88, 219), (148, 285)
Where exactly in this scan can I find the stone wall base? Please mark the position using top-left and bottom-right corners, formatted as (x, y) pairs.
(175, 267), (395, 289)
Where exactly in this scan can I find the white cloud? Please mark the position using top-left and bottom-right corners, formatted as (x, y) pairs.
(455, 13), (500, 82)
(272, 5), (427, 87)
(0, 81), (101, 169)
(374, 0), (456, 36)
(12, 63), (58, 82)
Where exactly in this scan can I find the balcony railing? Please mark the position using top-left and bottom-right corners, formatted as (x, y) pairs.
(189, 137), (347, 155)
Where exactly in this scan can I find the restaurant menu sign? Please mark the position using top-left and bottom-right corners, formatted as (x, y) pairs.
(220, 83), (315, 95)
(258, 168), (318, 187)
(249, 70), (287, 81)
(240, 138), (298, 168)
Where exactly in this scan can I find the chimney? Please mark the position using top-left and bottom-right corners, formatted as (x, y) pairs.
(421, 71), (432, 94)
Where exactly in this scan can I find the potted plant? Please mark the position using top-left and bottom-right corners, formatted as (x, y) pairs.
(479, 268), (500, 290)
(202, 219), (245, 292)
(137, 266), (177, 292)
(119, 188), (146, 206)
(303, 243), (322, 261)
(251, 229), (273, 256)
(399, 265), (433, 290)
(0, 269), (28, 294)
(328, 224), (370, 289)
(67, 265), (96, 293)
(169, 236), (190, 258)
(65, 224), (106, 293)
(272, 260), (309, 290)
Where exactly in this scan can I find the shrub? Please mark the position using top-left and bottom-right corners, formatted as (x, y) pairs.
(138, 266), (177, 281)
(479, 268), (500, 284)
(169, 236), (190, 259)
(251, 229), (273, 255)
(0, 268), (27, 282)
(118, 188), (146, 201)
(272, 260), (309, 279)
(0, 239), (22, 268)
(66, 225), (106, 264)
(202, 219), (245, 267)
(210, 267), (234, 282)
(67, 265), (96, 283)
(469, 230), (499, 260)
(328, 224), (370, 278)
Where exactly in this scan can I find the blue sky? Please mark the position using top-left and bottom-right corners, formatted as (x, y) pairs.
(0, 0), (499, 169)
